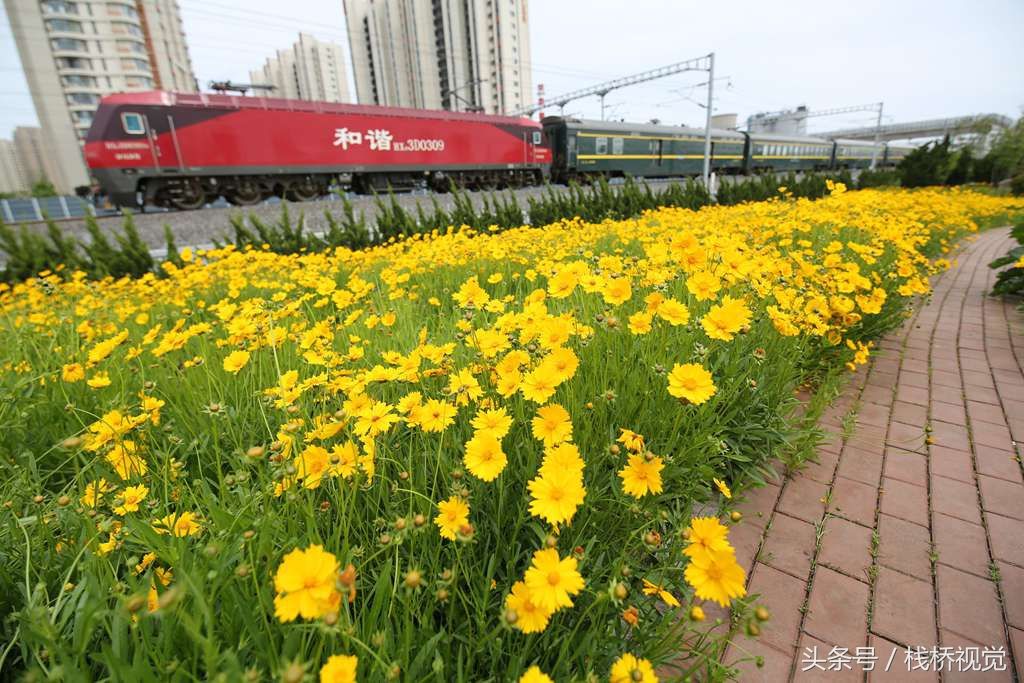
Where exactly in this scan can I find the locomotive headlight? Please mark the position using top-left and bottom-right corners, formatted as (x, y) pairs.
(122, 169), (137, 175)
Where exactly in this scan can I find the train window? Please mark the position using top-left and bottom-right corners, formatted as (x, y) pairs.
(595, 137), (608, 155)
(121, 112), (145, 135)
(612, 137), (623, 155)
(532, 131), (541, 145)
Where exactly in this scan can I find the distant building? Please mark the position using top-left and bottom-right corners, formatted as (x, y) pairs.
(0, 139), (26, 193)
(4, 0), (198, 193)
(249, 33), (351, 103)
(343, 0), (532, 114)
(710, 113), (738, 130)
(747, 106), (809, 135)
(13, 126), (62, 190)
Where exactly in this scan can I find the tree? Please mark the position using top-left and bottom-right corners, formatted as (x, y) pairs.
(30, 178), (58, 197)
(899, 136), (955, 188)
(976, 115), (1024, 184)
(946, 148), (973, 186)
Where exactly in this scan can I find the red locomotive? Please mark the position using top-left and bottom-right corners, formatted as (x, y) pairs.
(84, 91), (550, 210)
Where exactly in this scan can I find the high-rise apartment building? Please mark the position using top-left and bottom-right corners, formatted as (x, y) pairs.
(249, 33), (351, 103)
(13, 126), (63, 189)
(0, 126), (69, 193)
(0, 139), (26, 193)
(4, 0), (198, 193)
(343, 0), (532, 115)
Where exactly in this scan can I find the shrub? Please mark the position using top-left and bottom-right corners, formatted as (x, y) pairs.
(990, 222), (1024, 296)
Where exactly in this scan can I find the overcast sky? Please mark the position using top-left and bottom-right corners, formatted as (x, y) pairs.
(1, 0), (1022, 138)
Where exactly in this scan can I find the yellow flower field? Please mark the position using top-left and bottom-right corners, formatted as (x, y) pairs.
(0, 186), (1021, 681)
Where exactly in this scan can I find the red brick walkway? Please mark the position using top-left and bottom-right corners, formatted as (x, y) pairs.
(726, 227), (1024, 682)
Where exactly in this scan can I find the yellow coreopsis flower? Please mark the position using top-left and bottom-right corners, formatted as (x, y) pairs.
(656, 298), (690, 326)
(435, 495), (470, 541)
(666, 363), (717, 405)
(528, 468), (585, 527)
(627, 311), (653, 335)
(295, 445), (332, 489)
(106, 440), (147, 480)
(353, 401), (399, 437)
(617, 429), (645, 453)
(464, 431), (508, 482)
(222, 349), (250, 374)
(319, 654), (358, 683)
(471, 406), (513, 438)
(418, 398), (458, 433)
(619, 453), (664, 498)
(523, 548), (585, 612)
(714, 478), (732, 499)
(684, 547), (747, 607)
(531, 403), (573, 447)
(683, 516), (731, 562)
(62, 362), (85, 382)
(113, 484), (149, 515)
(153, 511), (203, 538)
(520, 368), (558, 404)
(81, 478), (115, 508)
(641, 578), (681, 608)
(686, 270), (722, 301)
(273, 545), (341, 622)
(602, 277), (632, 305)
(87, 372), (112, 388)
(538, 441), (584, 479)
(610, 653), (658, 683)
(701, 296), (751, 341)
(505, 581), (554, 634)
(518, 665), (554, 683)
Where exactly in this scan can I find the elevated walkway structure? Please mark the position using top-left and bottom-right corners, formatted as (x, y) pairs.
(815, 114), (1012, 142)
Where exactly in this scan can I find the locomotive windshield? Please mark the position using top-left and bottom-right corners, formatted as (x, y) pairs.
(121, 112), (145, 135)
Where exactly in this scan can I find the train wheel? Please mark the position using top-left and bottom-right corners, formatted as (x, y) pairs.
(227, 179), (262, 206)
(286, 178), (323, 202)
(169, 179), (206, 210)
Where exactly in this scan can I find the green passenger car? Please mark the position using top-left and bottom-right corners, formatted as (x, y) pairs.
(746, 133), (834, 173)
(543, 117), (749, 183)
(831, 138), (885, 170)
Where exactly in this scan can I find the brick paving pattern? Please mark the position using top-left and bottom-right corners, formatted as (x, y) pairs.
(725, 228), (1024, 682)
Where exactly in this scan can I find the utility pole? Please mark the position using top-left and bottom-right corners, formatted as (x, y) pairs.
(870, 101), (884, 170)
(702, 52), (715, 189)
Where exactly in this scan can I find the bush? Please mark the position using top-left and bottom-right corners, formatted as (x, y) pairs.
(1011, 174), (1024, 197)
(990, 222), (1024, 296)
(899, 136), (955, 187)
(0, 213), (154, 283)
(856, 169), (900, 189)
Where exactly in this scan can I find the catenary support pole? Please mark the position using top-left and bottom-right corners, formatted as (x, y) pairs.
(870, 101), (883, 170)
(702, 52), (715, 189)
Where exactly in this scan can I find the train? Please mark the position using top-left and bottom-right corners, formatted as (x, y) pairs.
(542, 117), (912, 183)
(84, 91), (912, 210)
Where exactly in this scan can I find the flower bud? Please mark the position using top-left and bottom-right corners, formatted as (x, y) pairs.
(125, 594), (146, 613)
(403, 569), (422, 589)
